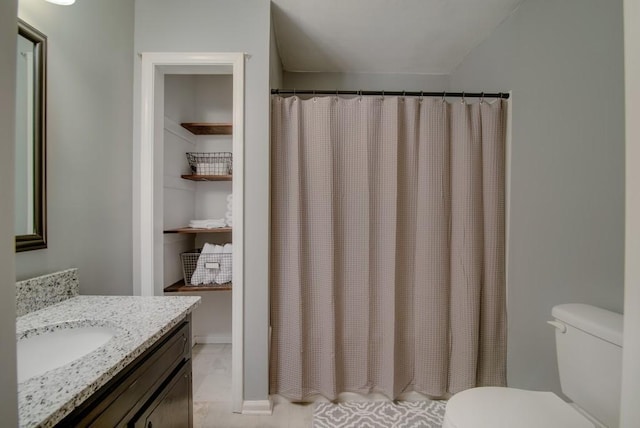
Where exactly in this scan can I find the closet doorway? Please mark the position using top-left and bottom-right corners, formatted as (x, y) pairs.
(134, 52), (245, 413)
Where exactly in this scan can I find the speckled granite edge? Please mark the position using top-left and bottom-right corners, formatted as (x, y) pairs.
(17, 295), (201, 428)
(16, 269), (79, 317)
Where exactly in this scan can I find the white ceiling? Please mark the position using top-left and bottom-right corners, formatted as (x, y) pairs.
(272, 0), (523, 75)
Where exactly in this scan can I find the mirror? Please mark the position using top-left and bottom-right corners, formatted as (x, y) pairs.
(15, 19), (47, 252)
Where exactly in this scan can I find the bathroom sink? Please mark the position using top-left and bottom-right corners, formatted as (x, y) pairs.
(17, 324), (117, 383)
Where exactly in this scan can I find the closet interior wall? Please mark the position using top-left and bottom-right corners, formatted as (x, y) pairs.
(163, 74), (233, 344)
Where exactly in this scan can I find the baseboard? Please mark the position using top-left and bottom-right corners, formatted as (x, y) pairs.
(242, 398), (273, 415)
(271, 390), (451, 404)
(193, 334), (232, 344)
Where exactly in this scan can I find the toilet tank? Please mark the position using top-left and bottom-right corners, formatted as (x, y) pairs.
(551, 304), (623, 428)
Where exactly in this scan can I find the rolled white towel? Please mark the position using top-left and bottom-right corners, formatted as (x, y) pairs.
(225, 209), (232, 224)
(225, 194), (233, 228)
(226, 194), (233, 212)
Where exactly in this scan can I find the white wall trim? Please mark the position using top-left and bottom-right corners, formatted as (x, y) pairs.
(194, 334), (232, 344)
(136, 52), (245, 414)
(137, 56), (156, 296)
(231, 54), (245, 415)
(242, 399), (274, 416)
(164, 116), (196, 145)
(505, 92), (512, 310)
(621, 0), (640, 425)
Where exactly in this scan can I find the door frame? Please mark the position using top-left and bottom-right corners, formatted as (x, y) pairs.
(135, 52), (245, 413)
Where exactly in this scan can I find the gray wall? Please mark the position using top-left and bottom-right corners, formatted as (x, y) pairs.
(16, 0), (134, 296)
(449, 0), (625, 394)
(0, 1), (18, 425)
(134, 0), (272, 401)
(282, 71), (449, 91)
(270, 10), (283, 88)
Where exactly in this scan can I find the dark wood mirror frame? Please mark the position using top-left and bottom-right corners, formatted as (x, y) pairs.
(16, 19), (47, 252)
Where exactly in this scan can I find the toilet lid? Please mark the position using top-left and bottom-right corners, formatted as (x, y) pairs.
(442, 387), (595, 428)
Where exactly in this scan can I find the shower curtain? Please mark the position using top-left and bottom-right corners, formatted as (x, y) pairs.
(270, 95), (507, 400)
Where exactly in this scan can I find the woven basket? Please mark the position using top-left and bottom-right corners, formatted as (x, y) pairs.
(186, 152), (232, 175)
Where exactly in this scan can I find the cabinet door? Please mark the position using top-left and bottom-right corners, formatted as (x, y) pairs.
(133, 361), (192, 428)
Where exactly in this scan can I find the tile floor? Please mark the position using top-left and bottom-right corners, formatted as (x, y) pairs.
(192, 344), (314, 428)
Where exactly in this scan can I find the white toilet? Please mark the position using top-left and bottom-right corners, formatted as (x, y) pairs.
(442, 304), (623, 428)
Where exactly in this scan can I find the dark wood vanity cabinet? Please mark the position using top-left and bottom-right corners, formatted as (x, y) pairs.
(58, 315), (193, 428)
(132, 362), (192, 428)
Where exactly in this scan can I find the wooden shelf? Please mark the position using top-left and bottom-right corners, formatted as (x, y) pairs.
(181, 174), (232, 182)
(180, 123), (232, 135)
(164, 227), (232, 234)
(164, 280), (232, 293)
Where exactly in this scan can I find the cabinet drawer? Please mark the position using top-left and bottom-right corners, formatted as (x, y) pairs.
(60, 318), (191, 427)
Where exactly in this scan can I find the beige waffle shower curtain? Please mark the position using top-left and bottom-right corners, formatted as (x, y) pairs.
(270, 95), (507, 400)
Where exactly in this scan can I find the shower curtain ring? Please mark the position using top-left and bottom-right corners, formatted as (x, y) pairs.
(461, 92), (466, 104)
(480, 92), (485, 104)
(358, 89), (362, 102)
(442, 92), (446, 103)
(382, 90), (385, 101)
(419, 91), (424, 103)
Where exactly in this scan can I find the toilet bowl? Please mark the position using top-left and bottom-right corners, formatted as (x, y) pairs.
(441, 304), (622, 428)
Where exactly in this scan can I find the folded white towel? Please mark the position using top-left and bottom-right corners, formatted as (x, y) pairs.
(189, 218), (226, 229)
(190, 218), (225, 224)
(190, 243), (217, 285)
(190, 243), (233, 285)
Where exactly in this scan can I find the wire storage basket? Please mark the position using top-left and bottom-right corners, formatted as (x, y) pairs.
(181, 249), (232, 286)
(186, 152), (232, 176)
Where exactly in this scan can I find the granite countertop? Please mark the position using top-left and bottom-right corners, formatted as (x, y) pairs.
(17, 295), (200, 428)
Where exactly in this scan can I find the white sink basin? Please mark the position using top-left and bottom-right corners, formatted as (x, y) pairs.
(17, 324), (117, 383)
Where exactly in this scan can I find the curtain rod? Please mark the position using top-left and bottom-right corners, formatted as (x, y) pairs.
(271, 89), (510, 99)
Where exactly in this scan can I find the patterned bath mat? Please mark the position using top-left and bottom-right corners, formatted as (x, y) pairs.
(313, 400), (446, 428)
